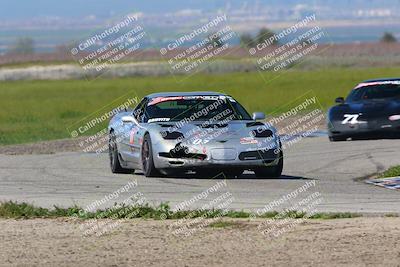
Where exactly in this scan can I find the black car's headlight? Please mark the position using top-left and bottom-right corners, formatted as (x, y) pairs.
(160, 131), (184, 140)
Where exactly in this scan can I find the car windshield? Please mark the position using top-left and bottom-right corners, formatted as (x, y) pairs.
(143, 96), (252, 122)
(346, 83), (400, 102)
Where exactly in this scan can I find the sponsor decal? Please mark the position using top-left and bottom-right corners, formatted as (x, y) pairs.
(129, 130), (135, 144)
(240, 137), (258, 145)
(192, 137), (211, 145)
(129, 126), (138, 144)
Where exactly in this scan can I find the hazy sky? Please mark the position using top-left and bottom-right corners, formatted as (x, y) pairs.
(1, 0), (221, 19)
(3, 0), (397, 20)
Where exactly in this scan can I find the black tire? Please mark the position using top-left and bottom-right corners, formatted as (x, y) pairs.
(329, 136), (347, 142)
(109, 131), (134, 174)
(141, 134), (159, 177)
(254, 151), (283, 178)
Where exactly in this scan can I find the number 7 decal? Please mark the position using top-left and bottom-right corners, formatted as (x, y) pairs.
(342, 114), (363, 124)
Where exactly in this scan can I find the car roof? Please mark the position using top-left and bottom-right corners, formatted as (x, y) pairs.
(362, 78), (400, 83)
(145, 91), (226, 98)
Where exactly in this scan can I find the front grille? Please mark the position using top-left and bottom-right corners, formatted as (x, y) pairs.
(159, 152), (207, 160)
(239, 149), (277, 161)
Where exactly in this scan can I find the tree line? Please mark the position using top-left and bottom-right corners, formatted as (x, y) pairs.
(2, 30), (398, 56)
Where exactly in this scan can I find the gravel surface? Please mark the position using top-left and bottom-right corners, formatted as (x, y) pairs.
(0, 217), (399, 266)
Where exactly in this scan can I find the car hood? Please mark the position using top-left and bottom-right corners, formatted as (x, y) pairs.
(149, 120), (276, 140)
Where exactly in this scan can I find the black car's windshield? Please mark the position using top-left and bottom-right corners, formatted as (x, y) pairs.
(143, 96), (252, 123)
(346, 82), (400, 102)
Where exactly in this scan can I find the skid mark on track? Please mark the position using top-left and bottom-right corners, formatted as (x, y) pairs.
(306, 153), (367, 174)
(366, 153), (385, 174)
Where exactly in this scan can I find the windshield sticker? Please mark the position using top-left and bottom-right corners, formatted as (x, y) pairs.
(355, 80), (400, 89)
(148, 118), (171, 123)
(148, 95), (231, 105)
(183, 96), (222, 101)
(148, 96), (183, 106)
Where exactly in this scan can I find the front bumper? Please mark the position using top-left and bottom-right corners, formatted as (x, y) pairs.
(328, 119), (400, 138)
(152, 138), (281, 170)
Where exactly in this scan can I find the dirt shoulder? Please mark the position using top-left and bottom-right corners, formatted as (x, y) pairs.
(0, 217), (399, 266)
(0, 137), (88, 155)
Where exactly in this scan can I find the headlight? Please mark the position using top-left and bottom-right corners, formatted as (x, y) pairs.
(160, 131), (184, 140)
(389, 115), (400, 121)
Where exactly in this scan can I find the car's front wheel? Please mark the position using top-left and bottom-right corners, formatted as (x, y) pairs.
(141, 134), (160, 177)
(254, 151), (283, 178)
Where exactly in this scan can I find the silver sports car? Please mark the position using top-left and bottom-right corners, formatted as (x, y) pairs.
(108, 91), (283, 178)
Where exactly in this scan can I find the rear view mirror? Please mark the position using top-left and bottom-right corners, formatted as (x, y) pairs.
(335, 97), (345, 104)
(252, 112), (266, 120)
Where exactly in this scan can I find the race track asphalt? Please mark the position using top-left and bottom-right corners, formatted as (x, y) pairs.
(1, 137), (399, 214)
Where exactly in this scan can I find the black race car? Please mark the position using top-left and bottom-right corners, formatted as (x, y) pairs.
(328, 78), (400, 141)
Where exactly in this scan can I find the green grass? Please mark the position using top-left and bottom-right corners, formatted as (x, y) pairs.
(310, 212), (361, 219)
(385, 213), (399, 217)
(0, 201), (363, 220)
(1, 67), (399, 145)
(207, 221), (242, 228)
(379, 166), (400, 178)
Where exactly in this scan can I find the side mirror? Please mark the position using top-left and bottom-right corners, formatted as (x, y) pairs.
(121, 115), (136, 124)
(335, 97), (345, 104)
(252, 112), (266, 120)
